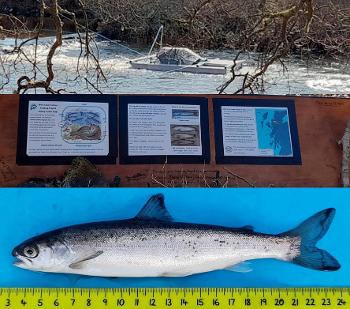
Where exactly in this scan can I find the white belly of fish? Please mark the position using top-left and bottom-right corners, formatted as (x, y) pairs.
(61, 229), (300, 277)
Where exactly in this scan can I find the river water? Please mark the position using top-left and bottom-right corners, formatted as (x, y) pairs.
(0, 37), (349, 94)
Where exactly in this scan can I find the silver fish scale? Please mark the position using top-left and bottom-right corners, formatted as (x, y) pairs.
(54, 221), (301, 277)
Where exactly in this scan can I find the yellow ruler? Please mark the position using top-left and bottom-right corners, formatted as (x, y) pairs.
(0, 288), (349, 309)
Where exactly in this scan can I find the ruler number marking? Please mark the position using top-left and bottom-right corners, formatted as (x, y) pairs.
(87, 298), (91, 306)
(0, 288), (348, 308)
(275, 298), (285, 306)
(165, 298), (172, 306)
(149, 298), (156, 306)
(306, 298), (315, 306)
(337, 298), (347, 306)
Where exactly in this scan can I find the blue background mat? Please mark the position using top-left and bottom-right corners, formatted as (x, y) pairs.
(0, 188), (348, 287)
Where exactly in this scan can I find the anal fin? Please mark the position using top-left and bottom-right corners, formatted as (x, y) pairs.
(240, 225), (254, 232)
(225, 262), (253, 273)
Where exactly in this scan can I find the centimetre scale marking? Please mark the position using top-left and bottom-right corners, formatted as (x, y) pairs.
(0, 288), (349, 309)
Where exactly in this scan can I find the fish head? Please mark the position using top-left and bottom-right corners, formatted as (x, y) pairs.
(12, 234), (71, 272)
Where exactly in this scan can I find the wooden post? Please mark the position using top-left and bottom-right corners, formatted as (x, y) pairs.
(338, 120), (350, 187)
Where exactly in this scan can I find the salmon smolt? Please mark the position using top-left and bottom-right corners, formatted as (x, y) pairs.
(12, 194), (340, 277)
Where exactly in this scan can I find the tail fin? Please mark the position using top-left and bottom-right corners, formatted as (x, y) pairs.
(281, 208), (340, 271)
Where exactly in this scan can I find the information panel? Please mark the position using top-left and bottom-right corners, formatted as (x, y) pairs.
(17, 94), (117, 165)
(214, 98), (301, 165)
(119, 96), (210, 164)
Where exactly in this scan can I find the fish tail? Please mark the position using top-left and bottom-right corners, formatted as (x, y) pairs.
(281, 208), (340, 271)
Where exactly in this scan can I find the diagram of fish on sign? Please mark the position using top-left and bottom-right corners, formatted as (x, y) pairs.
(0, 94), (349, 295)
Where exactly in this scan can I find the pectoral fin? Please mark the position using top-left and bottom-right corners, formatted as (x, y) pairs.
(69, 251), (104, 270)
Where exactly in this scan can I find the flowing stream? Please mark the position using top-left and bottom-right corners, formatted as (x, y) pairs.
(0, 37), (349, 95)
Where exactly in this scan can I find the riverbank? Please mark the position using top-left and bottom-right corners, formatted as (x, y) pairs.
(1, 0), (349, 59)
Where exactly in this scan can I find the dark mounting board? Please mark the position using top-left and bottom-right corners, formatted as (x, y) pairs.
(16, 94), (118, 165)
(213, 98), (301, 165)
(119, 95), (210, 164)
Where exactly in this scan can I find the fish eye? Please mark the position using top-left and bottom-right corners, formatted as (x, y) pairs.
(23, 246), (38, 258)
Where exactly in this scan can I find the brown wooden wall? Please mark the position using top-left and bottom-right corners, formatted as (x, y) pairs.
(0, 94), (349, 187)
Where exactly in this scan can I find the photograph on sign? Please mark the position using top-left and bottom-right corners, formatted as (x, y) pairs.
(119, 96), (210, 164)
(214, 99), (301, 165)
(17, 95), (117, 165)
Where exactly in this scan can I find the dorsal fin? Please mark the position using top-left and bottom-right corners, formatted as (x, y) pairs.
(135, 194), (173, 221)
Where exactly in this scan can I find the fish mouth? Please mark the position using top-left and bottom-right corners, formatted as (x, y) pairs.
(13, 256), (32, 269)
